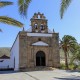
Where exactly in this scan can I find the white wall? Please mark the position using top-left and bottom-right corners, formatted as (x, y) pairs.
(27, 33), (52, 37)
(0, 59), (10, 69)
(10, 35), (19, 71)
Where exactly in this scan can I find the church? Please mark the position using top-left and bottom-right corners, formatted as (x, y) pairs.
(0, 12), (60, 71)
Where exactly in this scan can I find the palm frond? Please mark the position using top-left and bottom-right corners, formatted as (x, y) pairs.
(0, 1), (13, 8)
(18, 0), (31, 18)
(60, 0), (72, 19)
(0, 16), (23, 27)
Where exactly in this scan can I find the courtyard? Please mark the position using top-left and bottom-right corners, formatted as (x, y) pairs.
(0, 69), (80, 80)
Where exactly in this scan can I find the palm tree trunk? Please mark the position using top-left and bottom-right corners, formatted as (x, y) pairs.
(64, 51), (69, 69)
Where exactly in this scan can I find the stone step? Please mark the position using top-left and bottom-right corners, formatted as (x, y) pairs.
(20, 67), (56, 72)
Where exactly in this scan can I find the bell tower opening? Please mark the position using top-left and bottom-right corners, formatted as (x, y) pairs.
(38, 14), (40, 19)
(30, 12), (48, 33)
(34, 24), (38, 29)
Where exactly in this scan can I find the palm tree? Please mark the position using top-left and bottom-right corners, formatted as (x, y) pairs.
(18, 0), (31, 18)
(0, 1), (23, 30)
(60, 0), (72, 19)
(0, 16), (23, 27)
(70, 44), (80, 64)
(0, 1), (13, 8)
(18, 0), (72, 18)
(60, 35), (77, 69)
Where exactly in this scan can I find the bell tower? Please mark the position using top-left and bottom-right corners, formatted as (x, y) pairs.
(30, 12), (48, 33)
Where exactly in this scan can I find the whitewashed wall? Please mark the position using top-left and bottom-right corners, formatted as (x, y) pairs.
(0, 59), (10, 69)
(27, 33), (52, 37)
(10, 35), (19, 71)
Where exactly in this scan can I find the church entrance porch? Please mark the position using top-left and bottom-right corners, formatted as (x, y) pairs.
(36, 51), (46, 66)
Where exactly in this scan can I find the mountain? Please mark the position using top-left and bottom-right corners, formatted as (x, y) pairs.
(0, 47), (10, 57)
(0, 47), (71, 59)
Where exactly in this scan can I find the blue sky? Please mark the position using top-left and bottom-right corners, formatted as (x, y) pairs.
(0, 0), (80, 47)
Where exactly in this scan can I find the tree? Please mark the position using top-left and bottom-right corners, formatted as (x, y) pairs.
(60, 35), (77, 69)
(70, 44), (80, 64)
(18, 0), (72, 18)
(0, 1), (13, 8)
(0, 1), (23, 31)
(18, 0), (31, 18)
(60, 0), (72, 19)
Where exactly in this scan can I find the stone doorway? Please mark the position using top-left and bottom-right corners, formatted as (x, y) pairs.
(36, 51), (46, 66)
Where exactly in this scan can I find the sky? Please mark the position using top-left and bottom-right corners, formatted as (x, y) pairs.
(0, 0), (80, 47)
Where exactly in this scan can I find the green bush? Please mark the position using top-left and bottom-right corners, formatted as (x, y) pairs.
(60, 63), (78, 70)
(60, 63), (66, 69)
(69, 64), (75, 70)
(60, 63), (80, 70)
(77, 65), (80, 70)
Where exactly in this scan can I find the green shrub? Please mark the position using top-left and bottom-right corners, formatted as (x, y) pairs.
(69, 64), (75, 70)
(60, 63), (66, 69)
(77, 65), (80, 70)
(60, 63), (80, 70)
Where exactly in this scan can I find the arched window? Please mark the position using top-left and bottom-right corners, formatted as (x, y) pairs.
(38, 15), (40, 19)
(34, 24), (38, 29)
(40, 24), (45, 30)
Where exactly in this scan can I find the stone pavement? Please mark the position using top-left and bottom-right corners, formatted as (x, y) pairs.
(0, 69), (80, 80)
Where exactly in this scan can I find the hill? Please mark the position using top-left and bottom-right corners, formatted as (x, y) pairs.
(0, 47), (72, 60)
(0, 47), (10, 57)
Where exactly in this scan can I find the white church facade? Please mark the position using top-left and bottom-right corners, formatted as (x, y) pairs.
(0, 12), (60, 71)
